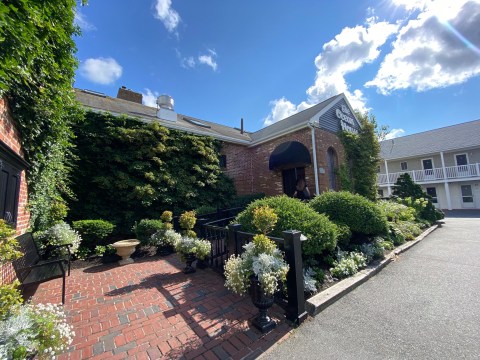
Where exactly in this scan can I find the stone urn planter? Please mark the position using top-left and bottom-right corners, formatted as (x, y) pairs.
(111, 239), (140, 265)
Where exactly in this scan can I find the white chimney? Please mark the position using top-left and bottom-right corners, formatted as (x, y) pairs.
(156, 95), (177, 121)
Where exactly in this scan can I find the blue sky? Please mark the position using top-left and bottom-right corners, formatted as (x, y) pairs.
(74, 0), (480, 138)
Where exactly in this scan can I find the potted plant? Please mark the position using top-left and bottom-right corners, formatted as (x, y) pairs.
(179, 211), (197, 237)
(175, 236), (211, 273)
(175, 236), (197, 273)
(151, 229), (181, 256)
(194, 239), (211, 269)
(224, 206), (289, 333)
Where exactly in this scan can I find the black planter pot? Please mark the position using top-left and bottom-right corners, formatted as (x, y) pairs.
(157, 244), (174, 256)
(196, 258), (209, 269)
(250, 277), (276, 333)
(183, 253), (196, 274)
(102, 253), (121, 264)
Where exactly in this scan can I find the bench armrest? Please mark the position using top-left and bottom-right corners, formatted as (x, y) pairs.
(32, 259), (67, 268)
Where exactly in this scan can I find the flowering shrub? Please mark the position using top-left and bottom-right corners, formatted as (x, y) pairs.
(0, 303), (74, 359)
(150, 229), (181, 247)
(395, 221), (422, 240)
(330, 251), (367, 279)
(377, 200), (416, 222)
(174, 236), (211, 261)
(36, 222), (81, 255)
(224, 234), (289, 296)
(194, 239), (211, 260)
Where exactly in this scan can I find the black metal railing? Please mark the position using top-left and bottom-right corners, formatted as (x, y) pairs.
(224, 224), (307, 326)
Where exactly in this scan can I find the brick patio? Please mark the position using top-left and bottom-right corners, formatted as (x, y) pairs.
(26, 254), (292, 359)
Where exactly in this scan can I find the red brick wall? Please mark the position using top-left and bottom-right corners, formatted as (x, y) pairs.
(0, 97), (30, 284)
(222, 127), (345, 197)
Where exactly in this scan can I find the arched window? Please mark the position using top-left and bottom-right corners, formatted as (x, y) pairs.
(327, 147), (338, 190)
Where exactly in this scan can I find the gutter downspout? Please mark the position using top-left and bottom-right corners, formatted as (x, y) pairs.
(308, 122), (320, 195)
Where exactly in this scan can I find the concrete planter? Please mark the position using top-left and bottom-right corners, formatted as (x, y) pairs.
(111, 239), (140, 265)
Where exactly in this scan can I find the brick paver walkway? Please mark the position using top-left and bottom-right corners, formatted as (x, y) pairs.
(26, 254), (292, 359)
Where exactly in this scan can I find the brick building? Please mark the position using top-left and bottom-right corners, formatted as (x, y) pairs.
(0, 96), (30, 283)
(76, 87), (361, 198)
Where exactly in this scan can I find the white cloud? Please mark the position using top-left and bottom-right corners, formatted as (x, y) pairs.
(264, 98), (298, 126)
(79, 57), (122, 85)
(142, 89), (160, 107)
(391, 0), (429, 11)
(366, 0), (480, 94)
(198, 49), (218, 71)
(74, 10), (96, 32)
(385, 128), (405, 139)
(154, 0), (180, 33)
(263, 19), (398, 126)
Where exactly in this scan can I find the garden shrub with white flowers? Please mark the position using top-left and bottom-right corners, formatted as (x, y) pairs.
(224, 206), (289, 296)
(35, 221), (82, 256)
(174, 236), (211, 261)
(0, 221), (74, 359)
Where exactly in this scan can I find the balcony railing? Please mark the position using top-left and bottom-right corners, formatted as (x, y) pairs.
(378, 163), (480, 185)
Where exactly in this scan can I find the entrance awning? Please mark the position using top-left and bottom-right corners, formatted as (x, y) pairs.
(269, 141), (312, 170)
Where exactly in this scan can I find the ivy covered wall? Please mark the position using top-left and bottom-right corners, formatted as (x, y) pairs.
(0, 0), (82, 231)
(68, 111), (235, 233)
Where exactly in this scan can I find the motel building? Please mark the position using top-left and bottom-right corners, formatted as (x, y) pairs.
(76, 87), (362, 198)
(378, 119), (480, 210)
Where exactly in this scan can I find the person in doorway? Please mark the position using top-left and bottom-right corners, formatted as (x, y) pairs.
(293, 177), (310, 200)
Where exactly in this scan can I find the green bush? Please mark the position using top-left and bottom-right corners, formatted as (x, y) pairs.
(335, 222), (352, 248)
(310, 191), (388, 238)
(72, 220), (116, 249)
(395, 221), (422, 240)
(233, 196), (337, 255)
(377, 200), (416, 223)
(133, 219), (166, 245)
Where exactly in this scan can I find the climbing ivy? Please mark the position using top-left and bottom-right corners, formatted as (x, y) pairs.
(339, 112), (381, 201)
(0, 0), (81, 230)
(68, 111), (235, 234)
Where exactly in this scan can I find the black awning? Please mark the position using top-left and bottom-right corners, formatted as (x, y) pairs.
(269, 141), (311, 170)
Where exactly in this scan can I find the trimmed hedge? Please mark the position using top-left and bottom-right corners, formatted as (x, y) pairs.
(72, 220), (115, 249)
(233, 196), (338, 255)
(310, 191), (388, 237)
(133, 219), (166, 245)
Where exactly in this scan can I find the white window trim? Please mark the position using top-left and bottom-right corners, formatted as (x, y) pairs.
(400, 161), (408, 171)
(421, 158), (434, 170)
(454, 153), (469, 166)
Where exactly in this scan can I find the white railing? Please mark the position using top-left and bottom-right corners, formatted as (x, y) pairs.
(378, 162), (480, 185)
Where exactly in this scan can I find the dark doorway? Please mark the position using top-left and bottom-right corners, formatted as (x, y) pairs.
(282, 167), (305, 197)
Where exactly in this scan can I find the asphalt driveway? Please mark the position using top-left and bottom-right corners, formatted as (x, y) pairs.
(262, 213), (480, 359)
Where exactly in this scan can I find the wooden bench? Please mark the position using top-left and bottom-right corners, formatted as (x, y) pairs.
(11, 232), (72, 304)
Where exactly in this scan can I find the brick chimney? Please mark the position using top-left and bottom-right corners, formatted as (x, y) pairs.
(116, 86), (142, 104)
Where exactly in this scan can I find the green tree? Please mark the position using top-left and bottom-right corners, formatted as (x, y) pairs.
(0, 0), (82, 230)
(339, 111), (381, 201)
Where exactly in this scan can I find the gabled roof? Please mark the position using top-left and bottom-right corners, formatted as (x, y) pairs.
(380, 119), (480, 160)
(249, 94), (343, 142)
(75, 88), (347, 146)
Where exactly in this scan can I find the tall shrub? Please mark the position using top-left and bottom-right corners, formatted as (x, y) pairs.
(340, 112), (381, 201)
(393, 173), (444, 223)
